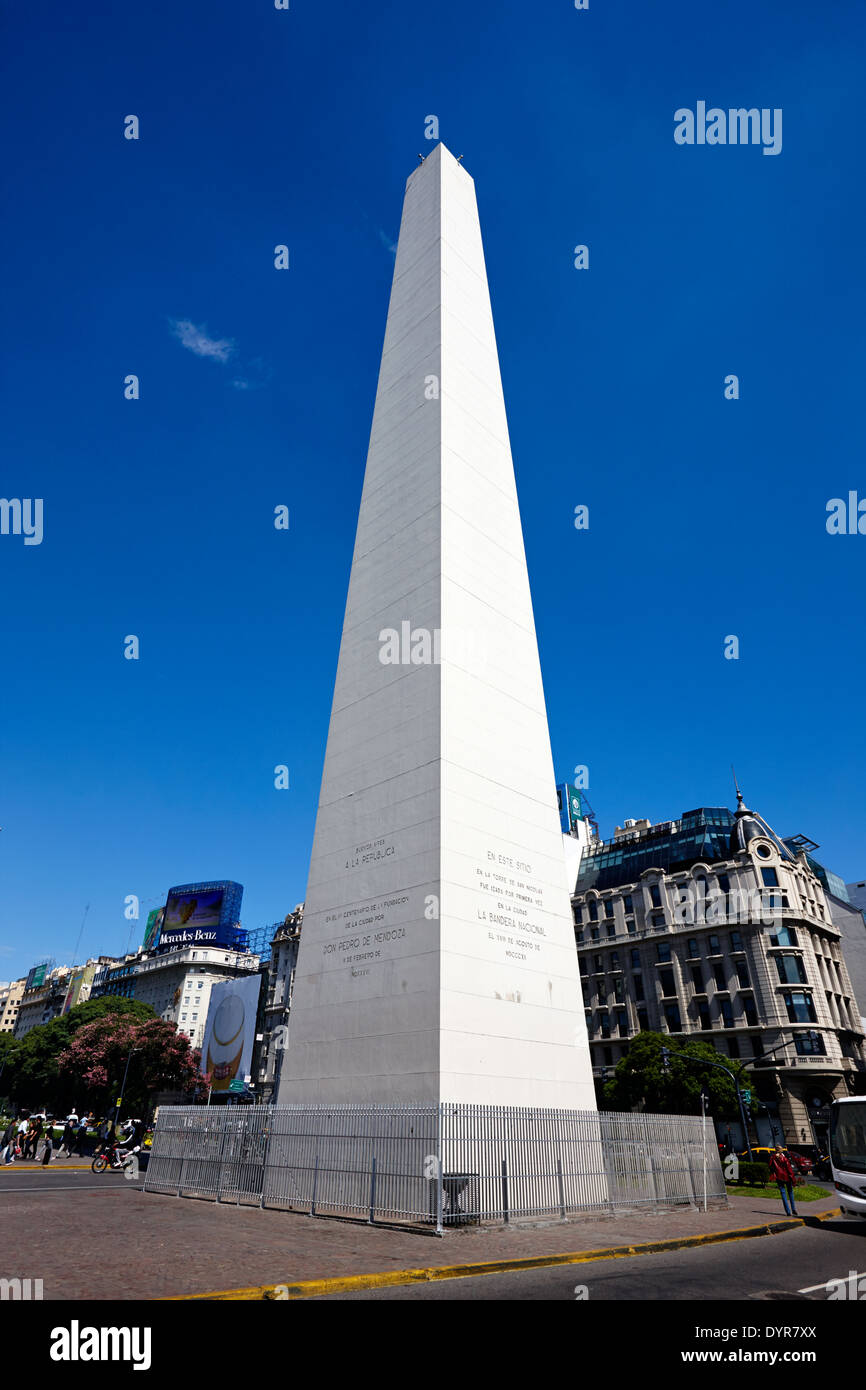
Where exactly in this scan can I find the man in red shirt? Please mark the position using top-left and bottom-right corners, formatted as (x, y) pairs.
(768, 1146), (799, 1216)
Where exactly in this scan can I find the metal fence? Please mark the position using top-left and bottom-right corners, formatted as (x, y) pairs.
(144, 1104), (725, 1230)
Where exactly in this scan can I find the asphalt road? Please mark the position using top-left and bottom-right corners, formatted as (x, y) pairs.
(0, 1169), (143, 1194)
(321, 1217), (866, 1300)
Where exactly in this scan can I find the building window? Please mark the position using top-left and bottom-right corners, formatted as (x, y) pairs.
(581, 982), (590, 1005)
(596, 982), (606, 1004)
(623, 895), (633, 915)
(687, 938), (700, 958)
(588, 902), (599, 922)
(630, 949), (640, 969)
(775, 955), (807, 985)
(626, 919), (636, 935)
(761, 866), (779, 888)
(576, 931), (584, 944)
(735, 961), (750, 988)
(593, 955), (603, 973)
(590, 928), (600, 942)
(783, 991), (817, 1024)
(615, 1009), (628, 1036)
(649, 885), (662, 908)
(742, 997), (758, 1026)
(730, 931), (743, 951)
(727, 1036), (740, 1058)
(751, 1036), (764, 1058)
(657, 942), (671, 963)
(652, 913), (666, 929)
(708, 935), (721, 954)
(579, 959), (588, 977)
(769, 926), (798, 948)
(633, 975), (645, 1001)
(637, 1006), (649, 1031)
(794, 1033), (826, 1056)
(599, 1012), (611, 1039)
(720, 999), (734, 1029)
(659, 968), (676, 997)
(606, 923), (616, 938)
(717, 874), (731, 895)
(713, 964), (727, 991)
(605, 901), (615, 918)
(691, 966), (704, 993)
(575, 906), (584, 925)
(181, 1013), (187, 1022)
(663, 1002), (682, 1032)
(197, 981), (204, 989)
(610, 951), (620, 970)
(614, 978), (625, 1002)
(697, 1001), (712, 1030)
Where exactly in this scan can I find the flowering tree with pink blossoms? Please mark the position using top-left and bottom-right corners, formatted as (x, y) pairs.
(58, 1014), (200, 1116)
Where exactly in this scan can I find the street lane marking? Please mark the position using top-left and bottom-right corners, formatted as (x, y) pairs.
(0, 1182), (143, 1193)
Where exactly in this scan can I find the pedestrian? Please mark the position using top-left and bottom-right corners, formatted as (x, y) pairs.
(768, 1145), (799, 1217)
(66, 1108), (79, 1127)
(40, 1130), (54, 1165)
(23, 1117), (42, 1160)
(1, 1119), (17, 1164)
(72, 1118), (88, 1157)
(15, 1114), (30, 1158)
(58, 1120), (75, 1157)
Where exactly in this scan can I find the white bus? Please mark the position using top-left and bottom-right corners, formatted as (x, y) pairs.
(829, 1096), (866, 1217)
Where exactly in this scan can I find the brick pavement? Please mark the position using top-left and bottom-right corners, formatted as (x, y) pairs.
(0, 1174), (841, 1300)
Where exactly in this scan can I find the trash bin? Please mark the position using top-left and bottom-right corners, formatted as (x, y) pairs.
(437, 1172), (479, 1226)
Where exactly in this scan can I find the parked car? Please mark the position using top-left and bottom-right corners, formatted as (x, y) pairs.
(736, 1146), (811, 1174)
(787, 1151), (813, 1175)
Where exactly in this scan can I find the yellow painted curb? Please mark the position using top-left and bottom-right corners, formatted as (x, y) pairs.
(0, 1164), (97, 1172)
(163, 1210), (841, 1301)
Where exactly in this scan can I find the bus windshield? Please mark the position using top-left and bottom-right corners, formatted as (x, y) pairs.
(830, 1100), (866, 1175)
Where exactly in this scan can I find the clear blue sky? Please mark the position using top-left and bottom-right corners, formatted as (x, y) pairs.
(2, 0), (864, 982)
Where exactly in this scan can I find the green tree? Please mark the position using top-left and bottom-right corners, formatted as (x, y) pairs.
(601, 1030), (749, 1120)
(57, 1014), (198, 1116)
(7, 997), (156, 1112)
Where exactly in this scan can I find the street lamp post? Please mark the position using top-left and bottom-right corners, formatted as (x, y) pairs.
(662, 1046), (754, 1161)
(116, 1045), (142, 1126)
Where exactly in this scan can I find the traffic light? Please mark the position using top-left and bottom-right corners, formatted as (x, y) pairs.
(660, 1046), (671, 1074)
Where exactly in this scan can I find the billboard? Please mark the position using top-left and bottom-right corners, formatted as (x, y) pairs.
(200, 974), (262, 1093)
(142, 907), (164, 952)
(159, 881), (244, 950)
(25, 961), (53, 991)
(556, 784), (583, 834)
(61, 962), (96, 1014)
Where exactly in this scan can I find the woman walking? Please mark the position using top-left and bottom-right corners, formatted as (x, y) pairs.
(769, 1145), (799, 1217)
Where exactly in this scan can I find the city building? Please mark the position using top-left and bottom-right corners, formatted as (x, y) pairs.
(14, 964), (72, 1037)
(255, 905), (304, 1101)
(829, 888), (866, 1032)
(133, 942), (260, 1051)
(847, 881), (866, 915)
(89, 955), (140, 1001)
(0, 978), (26, 1033)
(571, 792), (866, 1150)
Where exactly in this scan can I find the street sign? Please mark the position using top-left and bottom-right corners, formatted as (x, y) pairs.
(228, 1079), (245, 1093)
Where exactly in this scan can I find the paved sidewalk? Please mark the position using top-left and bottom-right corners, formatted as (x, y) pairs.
(0, 1178), (841, 1300)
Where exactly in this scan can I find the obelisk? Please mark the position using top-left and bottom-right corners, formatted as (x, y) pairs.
(279, 144), (595, 1109)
